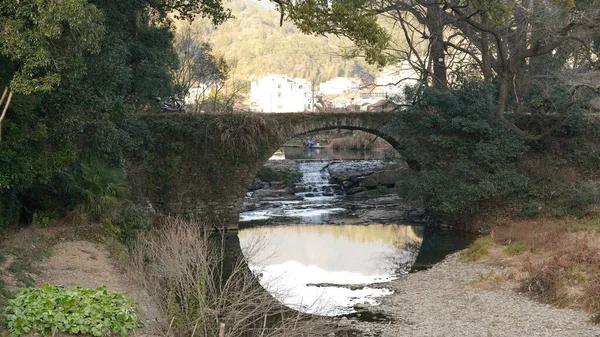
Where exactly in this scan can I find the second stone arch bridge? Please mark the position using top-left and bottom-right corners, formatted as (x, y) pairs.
(136, 111), (401, 230)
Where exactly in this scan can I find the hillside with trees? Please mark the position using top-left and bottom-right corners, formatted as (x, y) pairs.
(178, 0), (379, 85)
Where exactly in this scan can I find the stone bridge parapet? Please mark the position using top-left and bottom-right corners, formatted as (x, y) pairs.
(132, 111), (400, 230)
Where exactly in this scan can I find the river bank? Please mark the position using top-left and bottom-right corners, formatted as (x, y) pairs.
(0, 221), (598, 336)
(344, 252), (600, 337)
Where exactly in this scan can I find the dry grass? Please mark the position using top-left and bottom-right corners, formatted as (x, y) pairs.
(467, 270), (503, 290)
(460, 237), (495, 262)
(479, 217), (600, 323)
(329, 131), (381, 150)
(211, 113), (285, 156)
(127, 217), (330, 337)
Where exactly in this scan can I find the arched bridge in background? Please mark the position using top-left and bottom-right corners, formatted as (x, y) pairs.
(135, 111), (402, 231)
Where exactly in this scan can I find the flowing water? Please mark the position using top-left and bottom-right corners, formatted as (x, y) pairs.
(239, 161), (346, 224)
(239, 151), (474, 316)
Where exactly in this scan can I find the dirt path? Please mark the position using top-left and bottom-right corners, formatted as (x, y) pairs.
(39, 240), (161, 336)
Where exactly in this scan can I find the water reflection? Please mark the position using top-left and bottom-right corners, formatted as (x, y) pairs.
(270, 146), (383, 160)
(238, 224), (423, 316)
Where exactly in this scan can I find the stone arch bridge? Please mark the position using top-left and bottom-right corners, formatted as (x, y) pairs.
(135, 111), (401, 231)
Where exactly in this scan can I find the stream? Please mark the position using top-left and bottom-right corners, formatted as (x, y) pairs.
(238, 147), (474, 317)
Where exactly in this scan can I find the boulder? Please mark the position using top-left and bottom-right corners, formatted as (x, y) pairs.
(248, 177), (264, 191)
(327, 160), (385, 183)
(346, 187), (365, 195)
(252, 188), (295, 199)
(360, 168), (404, 188)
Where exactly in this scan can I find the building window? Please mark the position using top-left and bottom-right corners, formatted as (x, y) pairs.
(277, 104), (283, 109)
(299, 85), (303, 89)
(277, 84), (282, 89)
(278, 92), (282, 97)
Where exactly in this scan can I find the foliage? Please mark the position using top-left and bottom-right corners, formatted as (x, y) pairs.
(504, 241), (528, 256)
(562, 219), (600, 233)
(0, 0), (105, 94)
(105, 203), (151, 246)
(3, 284), (137, 336)
(382, 148), (403, 163)
(183, 0), (380, 85)
(0, 0), (231, 228)
(68, 158), (129, 220)
(391, 83), (528, 214)
(173, 25), (229, 98)
(256, 166), (302, 186)
(460, 236), (494, 262)
(128, 217), (310, 336)
(283, 0), (391, 66)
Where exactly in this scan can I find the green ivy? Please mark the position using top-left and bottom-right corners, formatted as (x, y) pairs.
(3, 284), (137, 336)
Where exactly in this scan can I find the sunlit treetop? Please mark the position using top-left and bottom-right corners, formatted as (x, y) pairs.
(278, 0), (392, 66)
(146, 0), (233, 24)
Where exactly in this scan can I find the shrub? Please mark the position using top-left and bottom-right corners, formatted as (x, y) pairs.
(460, 236), (494, 262)
(391, 82), (528, 214)
(561, 182), (599, 218)
(2, 284), (137, 336)
(128, 218), (309, 336)
(504, 241), (529, 256)
(108, 203), (151, 246)
(68, 158), (130, 220)
(382, 148), (403, 163)
(523, 239), (600, 307)
(584, 279), (600, 324)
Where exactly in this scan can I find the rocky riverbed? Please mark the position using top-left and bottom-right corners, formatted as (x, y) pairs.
(242, 159), (419, 223)
(335, 253), (600, 337)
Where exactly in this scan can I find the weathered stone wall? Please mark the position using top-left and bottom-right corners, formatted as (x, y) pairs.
(133, 112), (399, 230)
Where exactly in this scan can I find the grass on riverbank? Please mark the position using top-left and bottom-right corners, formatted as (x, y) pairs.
(330, 132), (382, 150)
(461, 217), (600, 323)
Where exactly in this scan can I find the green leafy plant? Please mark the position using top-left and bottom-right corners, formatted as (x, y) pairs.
(3, 284), (137, 336)
(69, 158), (130, 220)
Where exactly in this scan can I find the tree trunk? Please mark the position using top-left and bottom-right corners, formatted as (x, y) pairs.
(427, 4), (447, 88)
(0, 87), (13, 142)
(480, 15), (493, 82)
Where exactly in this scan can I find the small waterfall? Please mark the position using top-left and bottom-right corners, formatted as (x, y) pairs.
(295, 161), (341, 199)
(239, 160), (345, 223)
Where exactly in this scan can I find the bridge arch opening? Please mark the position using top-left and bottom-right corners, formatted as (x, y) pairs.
(140, 112), (478, 317)
(236, 127), (425, 316)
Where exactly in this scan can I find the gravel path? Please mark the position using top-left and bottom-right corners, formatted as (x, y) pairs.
(346, 253), (600, 337)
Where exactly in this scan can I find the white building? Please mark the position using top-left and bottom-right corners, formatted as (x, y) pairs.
(319, 77), (361, 95)
(249, 74), (314, 113)
(185, 85), (210, 105)
(375, 62), (419, 101)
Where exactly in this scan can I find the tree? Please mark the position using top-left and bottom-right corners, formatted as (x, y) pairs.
(0, 0), (234, 226)
(392, 82), (528, 214)
(444, 0), (600, 140)
(275, 0), (600, 140)
(173, 24), (229, 112)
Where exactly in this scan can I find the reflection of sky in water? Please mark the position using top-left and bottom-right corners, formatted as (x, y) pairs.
(239, 224), (423, 315)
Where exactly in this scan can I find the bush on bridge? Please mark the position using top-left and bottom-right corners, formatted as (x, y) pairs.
(392, 82), (529, 215)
